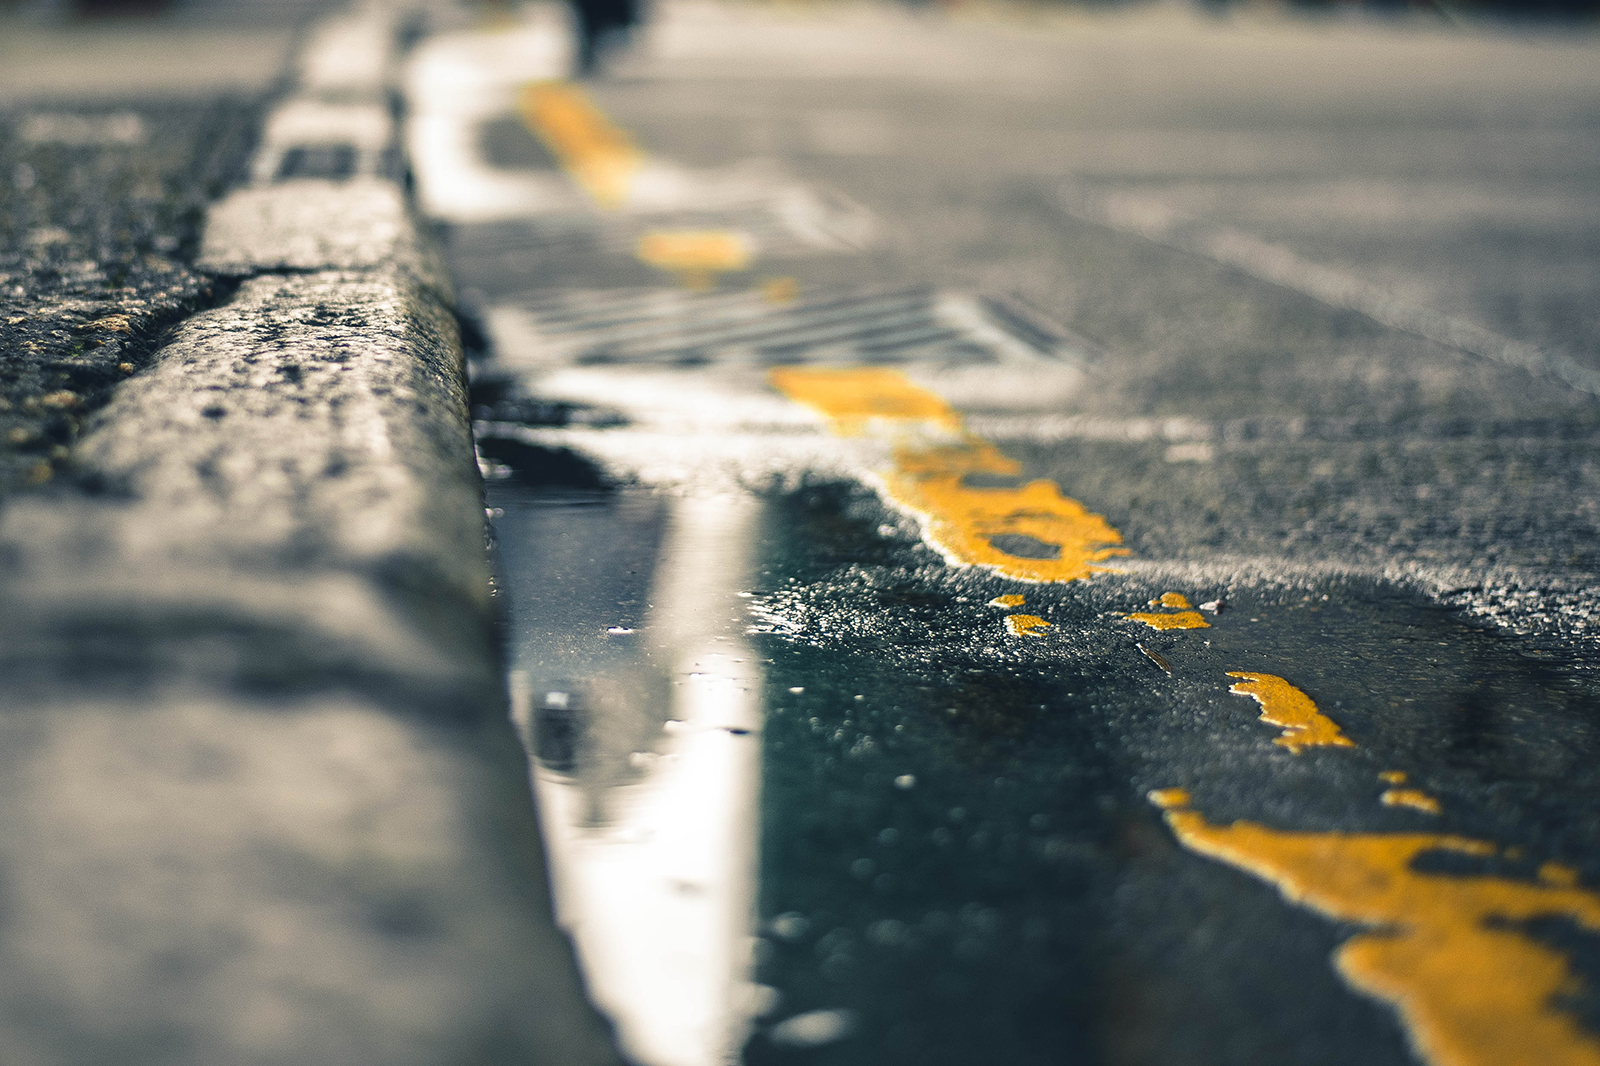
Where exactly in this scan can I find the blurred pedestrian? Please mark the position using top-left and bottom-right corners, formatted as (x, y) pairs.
(569, 0), (640, 77)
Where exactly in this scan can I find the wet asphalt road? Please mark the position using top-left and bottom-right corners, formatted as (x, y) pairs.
(432, 4), (1600, 1065)
(6, 0), (1600, 1064)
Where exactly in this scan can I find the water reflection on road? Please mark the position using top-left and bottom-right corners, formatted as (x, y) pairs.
(498, 484), (767, 1066)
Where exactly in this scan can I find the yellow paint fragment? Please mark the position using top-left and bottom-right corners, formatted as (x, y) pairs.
(1155, 795), (1600, 1066)
(771, 368), (1125, 583)
(1226, 672), (1354, 754)
(1381, 770), (1409, 785)
(1383, 789), (1442, 815)
(1148, 787), (1191, 809)
(636, 230), (749, 272)
(989, 594), (1026, 608)
(1004, 614), (1051, 638)
(39, 390), (78, 409)
(1541, 863), (1581, 889)
(1155, 592), (1192, 608)
(761, 276), (799, 303)
(517, 81), (643, 209)
(635, 230), (750, 289)
(1125, 609), (1210, 631)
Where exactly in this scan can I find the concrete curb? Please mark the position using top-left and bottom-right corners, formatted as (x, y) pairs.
(0, 5), (623, 1063)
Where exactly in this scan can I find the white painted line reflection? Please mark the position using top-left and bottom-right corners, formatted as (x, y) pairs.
(514, 492), (764, 1066)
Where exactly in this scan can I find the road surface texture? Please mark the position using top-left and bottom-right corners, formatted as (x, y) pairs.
(4, 0), (1600, 1065)
(414, 3), (1600, 1066)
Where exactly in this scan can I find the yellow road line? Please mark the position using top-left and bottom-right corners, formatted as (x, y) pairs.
(1149, 788), (1600, 1066)
(635, 229), (751, 290)
(1226, 672), (1354, 754)
(516, 83), (754, 289)
(770, 366), (1124, 583)
(517, 80), (643, 209)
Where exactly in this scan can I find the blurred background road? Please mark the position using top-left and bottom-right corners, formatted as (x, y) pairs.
(5, 0), (1600, 1063)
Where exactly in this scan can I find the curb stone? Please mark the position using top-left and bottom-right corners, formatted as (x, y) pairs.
(0, 5), (622, 1064)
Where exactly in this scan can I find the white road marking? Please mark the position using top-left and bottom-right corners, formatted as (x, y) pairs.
(1057, 183), (1600, 399)
(515, 493), (765, 1066)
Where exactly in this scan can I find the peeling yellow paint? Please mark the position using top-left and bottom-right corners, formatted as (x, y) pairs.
(1381, 770), (1410, 785)
(1154, 795), (1600, 1066)
(1125, 609), (1210, 631)
(770, 367), (1125, 583)
(989, 594), (1026, 608)
(1226, 672), (1354, 754)
(1155, 592), (1192, 608)
(517, 81), (643, 209)
(1004, 614), (1051, 638)
(1383, 789), (1442, 815)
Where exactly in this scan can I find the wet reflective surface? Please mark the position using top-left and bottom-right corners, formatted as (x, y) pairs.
(441, 6), (1600, 1063)
(487, 453), (1600, 1066)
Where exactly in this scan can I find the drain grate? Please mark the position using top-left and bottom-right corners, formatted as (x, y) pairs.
(492, 286), (1084, 369)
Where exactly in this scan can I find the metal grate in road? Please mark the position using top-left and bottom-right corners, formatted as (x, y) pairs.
(495, 285), (1085, 369)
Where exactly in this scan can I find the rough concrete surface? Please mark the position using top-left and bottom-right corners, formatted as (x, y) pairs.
(0, 3), (625, 1062)
(0, 97), (260, 498)
(1, 267), (492, 704)
(200, 180), (452, 295)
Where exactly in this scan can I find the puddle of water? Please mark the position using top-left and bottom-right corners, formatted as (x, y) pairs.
(491, 480), (767, 1066)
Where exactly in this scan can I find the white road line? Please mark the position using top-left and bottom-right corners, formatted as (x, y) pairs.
(1057, 183), (1600, 400)
(516, 493), (765, 1066)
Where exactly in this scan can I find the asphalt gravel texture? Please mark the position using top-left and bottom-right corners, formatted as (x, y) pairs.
(0, 96), (262, 498)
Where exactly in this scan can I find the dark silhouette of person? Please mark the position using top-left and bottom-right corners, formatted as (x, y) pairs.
(570, 0), (640, 77)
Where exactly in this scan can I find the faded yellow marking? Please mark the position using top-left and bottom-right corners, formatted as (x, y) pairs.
(771, 367), (960, 435)
(635, 230), (750, 290)
(1125, 609), (1210, 631)
(1154, 795), (1600, 1066)
(1155, 592), (1192, 608)
(1541, 863), (1581, 888)
(989, 594), (1026, 608)
(1381, 770), (1410, 785)
(1004, 614), (1050, 638)
(770, 367), (1124, 583)
(1226, 672), (1354, 754)
(517, 81), (643, 209)
(1383, 789), (1442, 815)
(761, 276), (799, 303)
